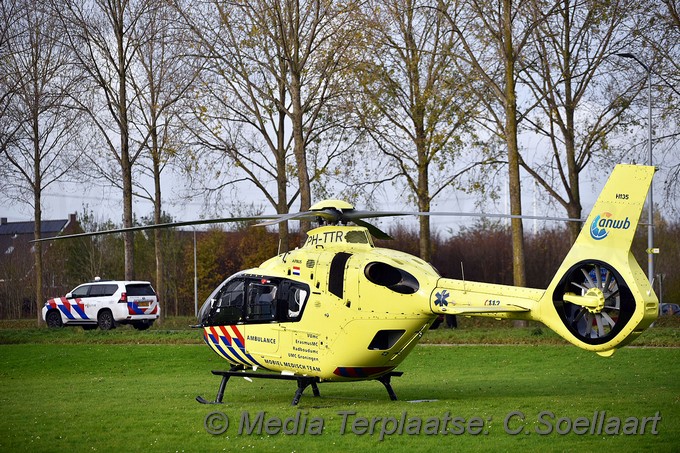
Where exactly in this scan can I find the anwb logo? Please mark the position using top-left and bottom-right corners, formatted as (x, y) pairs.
(590, 213), (631, 240)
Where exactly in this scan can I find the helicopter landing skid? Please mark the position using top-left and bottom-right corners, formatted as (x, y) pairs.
(196, 367), (404, 406)
(196, 367), (321, 406)
(376, 371), (403, 401)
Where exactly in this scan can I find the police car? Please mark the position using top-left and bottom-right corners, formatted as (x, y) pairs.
(42, 279), (160, 330)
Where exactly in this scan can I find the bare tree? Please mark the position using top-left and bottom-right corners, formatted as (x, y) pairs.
(443, 0), (548, 287)
(128, 1), (199, 321)
(353, 0), (478, 260)
(176, 0), (296, 250)
(177, 0), (360, 247)
(0, 0), (21, 156)
(1, 0), (84, 323)
(638, 0), (680, 212)
(54, 0), (151, 280)
(520, 0), (647, 242)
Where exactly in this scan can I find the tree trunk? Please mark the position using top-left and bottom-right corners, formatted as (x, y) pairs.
(32, 106), (43, 325)
(118, 16), (134, 281)
(277, 83), (290, 252)
(503, 0), (526, 288)
(34, 180), (42, 325)
(417, 144), (431, 262)
(506, 111), (525, 288)
(289, 70), (312, 236)
(153, 130), (164, 324)
(418, 207), (432, 262)
(564, 82), (582, 243)
(503, 0), (526, 330)
(566, 200), (583, 243)
(121, 155), (135, 280)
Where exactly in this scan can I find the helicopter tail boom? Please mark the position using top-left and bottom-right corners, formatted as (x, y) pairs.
(431, 164), (658, 356)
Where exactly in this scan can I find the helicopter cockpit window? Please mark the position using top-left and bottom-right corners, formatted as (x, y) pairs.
(345, 230), (370, 244)
(246, 282), (278, 322)
(287, 286), (308, 320)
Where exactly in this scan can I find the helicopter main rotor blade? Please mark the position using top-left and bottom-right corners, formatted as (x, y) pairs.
(31, 215), (281, 243)
(343, 210), (581, 223)
(341, 210), (581, 240)
(352, 218), (391, 240)
(422, 211), (581, 222)
(250, 208), (581, 240)
(33, 200), (583, 244)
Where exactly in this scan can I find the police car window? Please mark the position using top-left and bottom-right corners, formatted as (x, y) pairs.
(126, 284), (156, 296)
(71, 285), (91, 298)
(90, 284), (117, 297)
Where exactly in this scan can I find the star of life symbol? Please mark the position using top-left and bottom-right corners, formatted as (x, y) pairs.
(434, 289), (449, 307)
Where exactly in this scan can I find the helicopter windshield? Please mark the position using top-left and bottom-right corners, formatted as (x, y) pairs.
(197, 278), (229, 324)
(198, 275), (310, 326)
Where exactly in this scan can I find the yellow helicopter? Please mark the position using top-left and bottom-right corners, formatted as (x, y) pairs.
(43, 164), (659, 405)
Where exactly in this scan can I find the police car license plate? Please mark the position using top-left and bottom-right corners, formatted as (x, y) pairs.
(137, 301), (150, 308)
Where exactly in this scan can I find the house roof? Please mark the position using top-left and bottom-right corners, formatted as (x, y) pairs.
(0, 216), (78, 279)
(0, 219), (69, 237)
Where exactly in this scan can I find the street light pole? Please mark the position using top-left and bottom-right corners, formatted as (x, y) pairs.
(194, 229), (198, 317)
(616, 52), (654, 285)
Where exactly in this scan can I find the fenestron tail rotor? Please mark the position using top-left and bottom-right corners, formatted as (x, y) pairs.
(553, 261), (635, 344)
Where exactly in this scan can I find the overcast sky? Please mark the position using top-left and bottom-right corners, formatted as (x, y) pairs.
(1, 161), (622, 238)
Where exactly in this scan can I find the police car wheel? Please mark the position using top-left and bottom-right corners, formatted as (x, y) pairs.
(97, 310), (116, 330)
(45, 311), (63, 328)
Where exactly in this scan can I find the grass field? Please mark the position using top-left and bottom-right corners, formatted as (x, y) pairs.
(0, 319), (678, 452)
